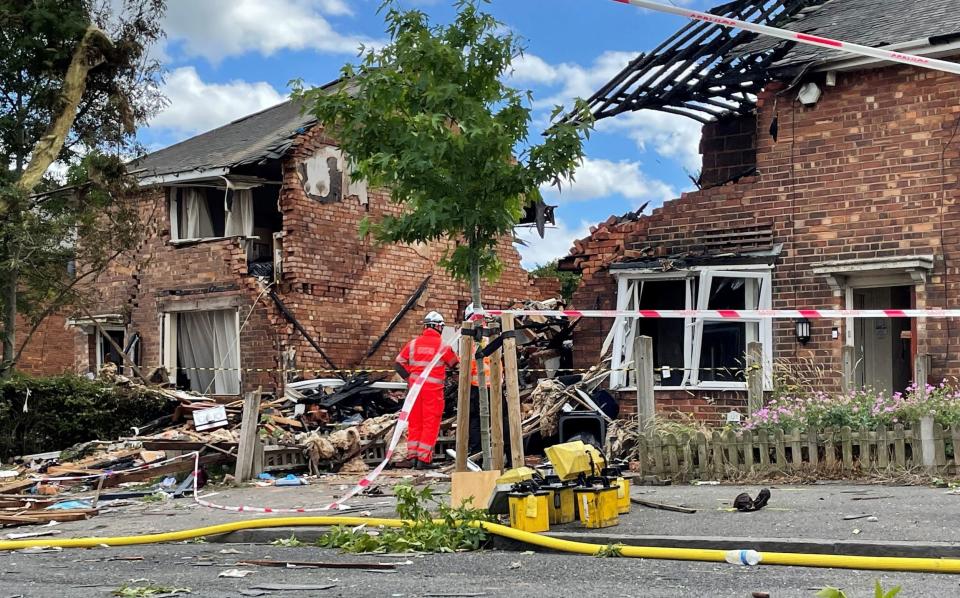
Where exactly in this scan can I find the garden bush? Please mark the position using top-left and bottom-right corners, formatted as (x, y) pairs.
(0, 374), (174, 460)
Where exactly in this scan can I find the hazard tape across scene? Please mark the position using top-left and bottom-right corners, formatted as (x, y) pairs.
(191, 333), (461, 513)
(475, 308), (960, 320)
(613, 0), (960, 76)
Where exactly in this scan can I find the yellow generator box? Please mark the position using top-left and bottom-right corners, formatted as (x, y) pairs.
(575, 486), (619, 529)
(544, 484), (576, 525)
(508, 491), (550, 533)
(613, 476), (631, 514)
(544, 441), (606, 481)
(496, 467), (535, 486)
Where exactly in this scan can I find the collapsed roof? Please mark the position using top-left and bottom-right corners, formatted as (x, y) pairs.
(587, 0), (960, 123)
(135, 99), (317, 182)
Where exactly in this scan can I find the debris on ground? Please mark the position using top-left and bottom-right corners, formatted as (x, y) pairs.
(733, 488), (771, 512)
(631, 498), (697, 514)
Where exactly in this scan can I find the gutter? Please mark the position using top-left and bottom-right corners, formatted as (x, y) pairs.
(137, 167), (231, 187)
(807, 36), (960, 73)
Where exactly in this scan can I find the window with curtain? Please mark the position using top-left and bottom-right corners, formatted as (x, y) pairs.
(170, 186), (256, 242)
(172, 309), (240, 395)
(609, 267), (773, 390)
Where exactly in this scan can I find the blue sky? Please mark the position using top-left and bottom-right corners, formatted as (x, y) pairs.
(143, 0), (715, 267)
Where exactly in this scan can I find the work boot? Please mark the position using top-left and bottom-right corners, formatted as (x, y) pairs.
(394, 459), (416, 469)
(415, 460), (439, 470)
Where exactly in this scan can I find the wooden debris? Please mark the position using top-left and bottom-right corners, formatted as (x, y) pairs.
(630, 498), (697, 514)
(238, 560), (396, 570)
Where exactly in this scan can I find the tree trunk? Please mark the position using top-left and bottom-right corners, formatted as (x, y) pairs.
(469, 253), (492, 469)
(0, 266), (17, 378)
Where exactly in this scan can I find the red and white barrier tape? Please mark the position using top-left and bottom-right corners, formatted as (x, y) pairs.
(477, 308), (960, 319)
(613, 0), (960, 76)
(193, 333), (461, 513)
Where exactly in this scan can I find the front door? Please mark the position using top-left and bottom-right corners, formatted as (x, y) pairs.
(852, 286), (912, 395)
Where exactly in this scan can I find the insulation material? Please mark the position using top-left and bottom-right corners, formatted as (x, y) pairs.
(529, 379), (567, 438)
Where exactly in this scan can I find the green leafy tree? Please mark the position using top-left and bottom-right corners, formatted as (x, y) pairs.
(0, 0), (167, 376)
(294, 0), (592, 463)
(529, 260), (582, 303)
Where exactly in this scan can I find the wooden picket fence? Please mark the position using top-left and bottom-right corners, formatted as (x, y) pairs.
(633, 422), (960, 480)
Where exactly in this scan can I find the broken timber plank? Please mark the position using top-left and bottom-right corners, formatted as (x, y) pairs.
(238, 560), (396, 570)
(630, 498), (697, 514)
(235, 388), (263, 482)
(0, 480), (38, 495)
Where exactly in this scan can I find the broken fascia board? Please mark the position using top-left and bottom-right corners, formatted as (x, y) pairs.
(811, 255), (935, 274)
(807, 38), (960, 74)
(137, 167), (230, 187)
(66, 314), (125, 327)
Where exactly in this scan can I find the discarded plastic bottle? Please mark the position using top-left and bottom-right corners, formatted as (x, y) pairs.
(725, 549), (762, 566)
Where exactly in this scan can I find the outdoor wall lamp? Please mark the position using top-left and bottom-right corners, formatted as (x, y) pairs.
(795, 318), (812, 345)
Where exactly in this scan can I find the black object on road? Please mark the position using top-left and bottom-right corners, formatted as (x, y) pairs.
(734, 488), (771, 512)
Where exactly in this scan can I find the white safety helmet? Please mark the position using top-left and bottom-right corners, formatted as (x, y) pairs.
(464, 303), (476, 321)
(423, 311), (445, 330)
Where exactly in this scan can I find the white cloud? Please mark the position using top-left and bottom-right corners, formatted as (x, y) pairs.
(601, 110), (704, 173)
(511, 51), (637, 106)
(148, 67), (286, 137)
(512, 51), (704, 174)
(163, 0), (376, 62)
(541, 157), (676, 207)
(514, 218), (592, 269)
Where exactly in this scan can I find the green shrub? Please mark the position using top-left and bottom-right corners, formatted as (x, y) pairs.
(317, 483), (493, 553)
(0, 373), (173, 460)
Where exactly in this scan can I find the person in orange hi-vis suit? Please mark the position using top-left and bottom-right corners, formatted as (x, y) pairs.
(394, 311), (459, 469)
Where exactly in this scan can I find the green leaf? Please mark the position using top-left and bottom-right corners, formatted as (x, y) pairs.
(297, 0), (593, 299)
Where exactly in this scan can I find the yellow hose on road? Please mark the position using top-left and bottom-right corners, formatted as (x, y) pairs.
(1, 516), (959, 574)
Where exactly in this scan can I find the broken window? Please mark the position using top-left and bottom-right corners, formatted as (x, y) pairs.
(168, 184), (283, 277)
(169, 185), (278, 243)
(609, 268), (772, 390)
(95, 328), (125, 373)
(162, 309), (240, 395)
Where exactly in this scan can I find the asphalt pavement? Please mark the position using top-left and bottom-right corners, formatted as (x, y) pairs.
(2, 543), (958, 598)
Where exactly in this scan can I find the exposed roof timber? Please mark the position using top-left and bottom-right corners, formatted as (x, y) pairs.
(583, 0), (826, 122)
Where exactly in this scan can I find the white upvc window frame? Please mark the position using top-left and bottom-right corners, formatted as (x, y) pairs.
(610, 265), (773, 391)
(160, 308), (242, 394)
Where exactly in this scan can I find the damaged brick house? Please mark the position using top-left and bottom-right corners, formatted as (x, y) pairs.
(561, 0), (960, 422)
(52, 83), (544, 395)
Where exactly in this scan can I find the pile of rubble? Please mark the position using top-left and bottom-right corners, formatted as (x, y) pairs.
(509, 298), (577, 388)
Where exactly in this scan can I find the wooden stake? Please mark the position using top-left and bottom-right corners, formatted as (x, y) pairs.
(841, 345), (856, 394)
(746, 341), (763, 414)
(455, 322), (475, 472)
(234, 387), (262, 482)
(501, 314), (524, 468)
(489, 341), (505, 472)
(635, 335), (655, 430)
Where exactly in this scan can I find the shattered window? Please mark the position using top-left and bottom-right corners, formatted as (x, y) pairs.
(610, 268), (772, 389)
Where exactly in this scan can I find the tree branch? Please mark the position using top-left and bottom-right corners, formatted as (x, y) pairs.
(17, 26), (112, 194)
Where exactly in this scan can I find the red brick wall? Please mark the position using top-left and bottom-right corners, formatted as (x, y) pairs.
(279, 126), (542, 374)
(567, 61), (960, 424)
(57, 125), (543, 394)
(77, 188), (283, 393)
(14, 312), (75, 376)
(699, 113), (757, 188)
